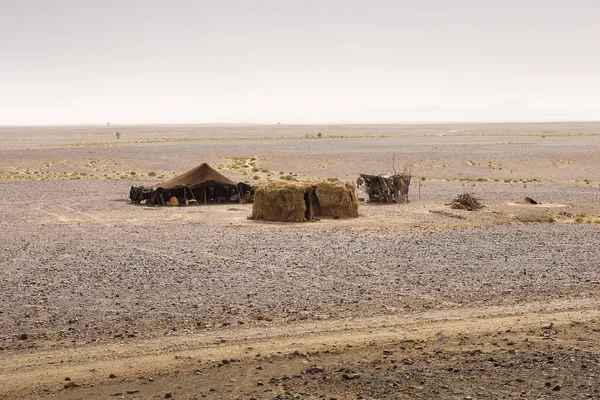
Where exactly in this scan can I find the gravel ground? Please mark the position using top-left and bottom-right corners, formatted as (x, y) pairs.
(1, 123), (599, 398)
(1, 178), (599, 352)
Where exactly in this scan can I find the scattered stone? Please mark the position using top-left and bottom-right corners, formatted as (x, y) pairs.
(552, 385), (561, 391)
(109, 373), (117, 378)
(342, 373), (360, 380)
(306, 366), (324, 374)
(164, 393), (173, 398)
(63, 381), (81, 389)
(126, 390), (140, 394)
(18, 334), (28, 340)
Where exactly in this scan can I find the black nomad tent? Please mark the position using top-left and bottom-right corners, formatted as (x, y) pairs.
(129, 163), (253, 205)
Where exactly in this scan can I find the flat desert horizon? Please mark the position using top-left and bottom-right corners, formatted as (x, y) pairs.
(1, 121), (599, 399)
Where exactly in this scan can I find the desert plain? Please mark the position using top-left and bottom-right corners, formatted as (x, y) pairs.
(0, 122), (599, 399)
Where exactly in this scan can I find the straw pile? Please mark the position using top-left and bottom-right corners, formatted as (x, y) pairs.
(252, 180), (317, 222)
(448, 193), (485, 210)
(315, 178), (359, 218)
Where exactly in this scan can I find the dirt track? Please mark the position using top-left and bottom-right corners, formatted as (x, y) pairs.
(1, 301), (599, 399)
(1, 123), (599, 399)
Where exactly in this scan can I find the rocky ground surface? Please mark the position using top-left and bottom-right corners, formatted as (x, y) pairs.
(0, 123), (599, 398)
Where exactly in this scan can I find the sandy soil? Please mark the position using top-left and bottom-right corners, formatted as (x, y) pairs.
(1, 123), (599, 399)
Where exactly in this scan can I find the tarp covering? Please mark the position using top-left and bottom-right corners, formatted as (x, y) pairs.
(130, 163), (253, 205)
(154, 163), (237, 189)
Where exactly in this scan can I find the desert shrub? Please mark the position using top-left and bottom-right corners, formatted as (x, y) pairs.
(547, 215), (555, 223)
(148, 171), (157, 177)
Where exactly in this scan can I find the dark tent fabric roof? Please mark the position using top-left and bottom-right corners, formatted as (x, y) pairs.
(154, 163), (238, 190)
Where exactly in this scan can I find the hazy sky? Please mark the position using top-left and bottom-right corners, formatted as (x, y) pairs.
(1, 0), (599, 124)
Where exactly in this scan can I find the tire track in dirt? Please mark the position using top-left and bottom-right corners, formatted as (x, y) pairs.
(1, 298), (598, 398)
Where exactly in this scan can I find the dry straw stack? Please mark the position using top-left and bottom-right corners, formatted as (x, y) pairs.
(251, 178), (360, 222)
(315, 178), (359, 218)
(252, 180), (316, 222)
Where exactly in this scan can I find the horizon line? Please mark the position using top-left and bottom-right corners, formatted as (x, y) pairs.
(2, 118), (600, 128)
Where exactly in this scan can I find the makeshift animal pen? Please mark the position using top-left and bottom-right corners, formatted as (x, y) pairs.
(129, 163), (253, 206)
(251, 180), (320, 222)
(357, 173), (412, 203)
(447, 193), (485, 210)
(315, 179), (359, 218)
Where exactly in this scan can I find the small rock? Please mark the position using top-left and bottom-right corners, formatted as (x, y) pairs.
(63, 382), (81, 389)
(126, 390), (140, 394)
(64, 377), (71, 381)
(109, 373), (117, 378)
(341, 373), (360, 380)
(165, 393), (173, 399)
(111, 393), (123, 397)
(552, 385), (561, 391)
(306, 366), (324, 374)
(18, 334), (28, 340)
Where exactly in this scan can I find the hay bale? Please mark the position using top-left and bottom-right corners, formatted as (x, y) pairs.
(315, 179), (359, 218)
(448, 193), (484, 210)
(252, 180), (317, 222)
